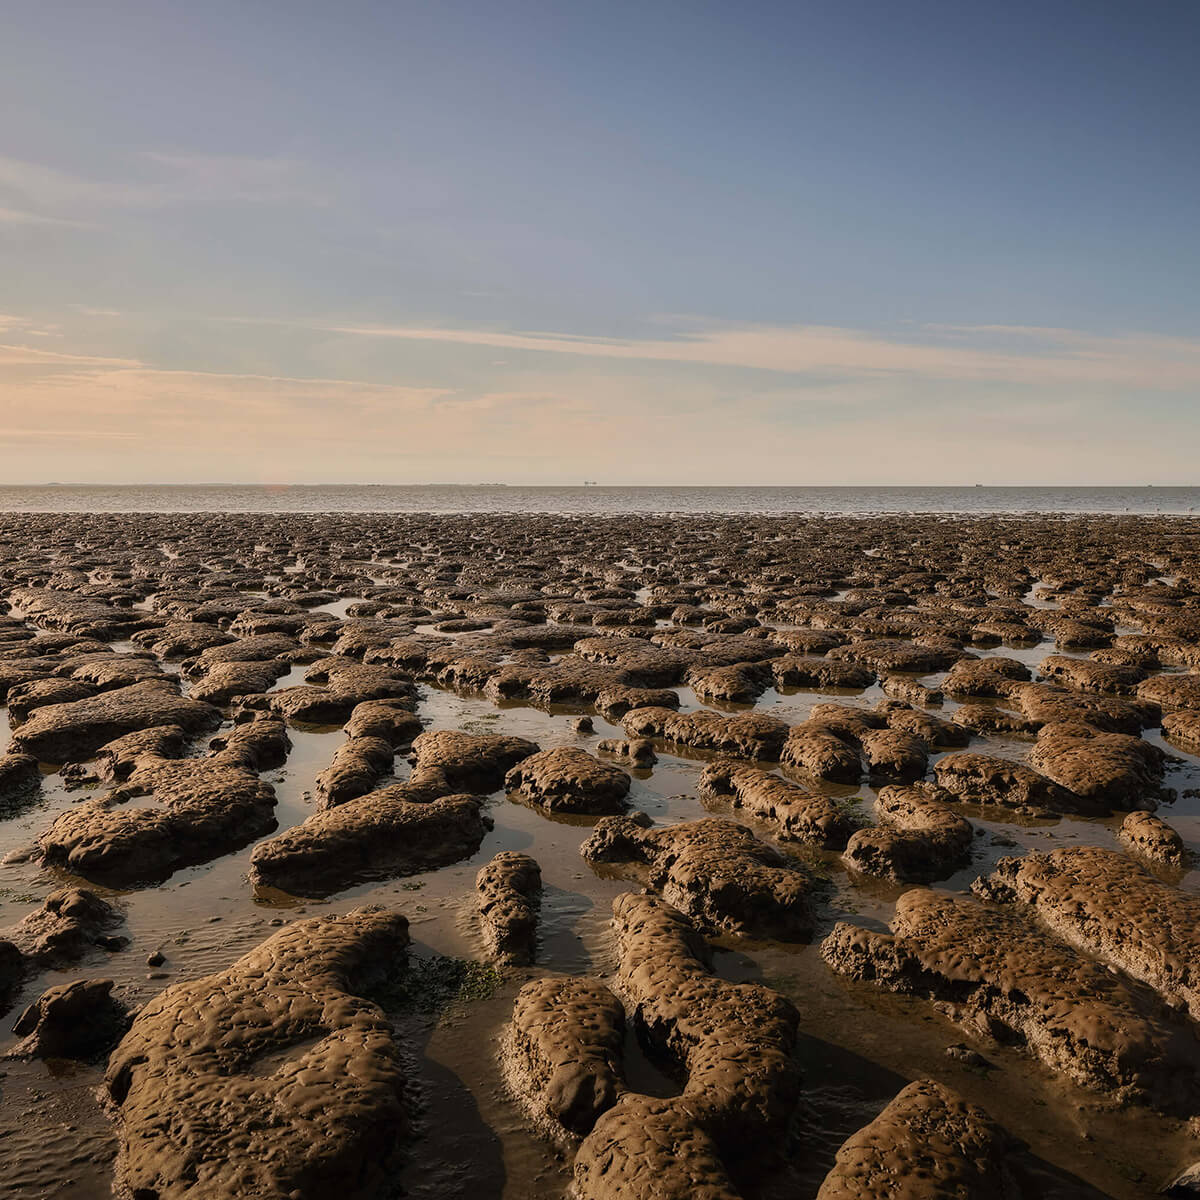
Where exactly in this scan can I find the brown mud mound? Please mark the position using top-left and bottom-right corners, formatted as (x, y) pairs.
(506, 746), (630, 814)
(0, 751), (41, 808)
(815, 1078), (1018, 1199)
(979, 846), (1200, 1021)
(771, 656), (874, 690)
(573, 1094), (742, 1200)
(11, 978), (129, 1061)
(94, 726), (188, 781)
(583, 814), (818, 941)
(409, 728), (539, 793)
(505, 975), (624, 1141)
(316, 735), (395, 808)
(1119, 811), (1188, 868)
(781, 723), (862, 783)
(621, 706), (789, 761)
(1028, 722), (1165, 811)
(12, 679), (222, 762)
(1007, 682), (1155, 735)
(821, 888), (1200, 1109)
(597, 736), (657, 765)
(38, 745), (278, 887)
(697, 759), (854, 849)
(343, 698), (424, 745)
(476, 851), (542, 964)
(1163, 709), (1200, 754)
(104, 907), (411, 1200)
(249, 789), (489, 896)
(933, 752), (1092, 815)
(876, 699), (969, 747)
(1038, 654), (1146, 695)
(842, 783), (974, 883)
(610, 892), (801, 1146)
(7, 886), (125, 963)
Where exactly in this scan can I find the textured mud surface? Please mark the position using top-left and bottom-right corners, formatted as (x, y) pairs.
(1, 511), (1200, 1198)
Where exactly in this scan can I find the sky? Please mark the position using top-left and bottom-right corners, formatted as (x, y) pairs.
(1, 0), (1198, 485)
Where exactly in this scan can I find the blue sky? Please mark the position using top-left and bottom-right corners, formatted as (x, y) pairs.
(1, 0), (1197, 483)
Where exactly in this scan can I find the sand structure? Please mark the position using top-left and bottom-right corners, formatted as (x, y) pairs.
(0, 510), (1199, 1197)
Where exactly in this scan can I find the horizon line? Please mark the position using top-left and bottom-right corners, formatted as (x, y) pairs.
(3, 482), (1198, 490)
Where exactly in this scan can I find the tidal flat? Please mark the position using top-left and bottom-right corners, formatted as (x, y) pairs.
(1, 510), (1199, 1198)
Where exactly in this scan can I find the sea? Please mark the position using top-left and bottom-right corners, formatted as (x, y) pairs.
(0, 485), (1197, 515)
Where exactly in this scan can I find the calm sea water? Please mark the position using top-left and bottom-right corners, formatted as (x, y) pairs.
(0, 485), (1197, 515)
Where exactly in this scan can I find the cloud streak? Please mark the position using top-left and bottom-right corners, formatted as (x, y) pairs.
(324, 320), (1200, 390)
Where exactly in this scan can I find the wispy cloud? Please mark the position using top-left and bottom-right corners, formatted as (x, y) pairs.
(0, 206), (95, 228)
(0, 151), (330, 227)
(322, 319), (1200, 390)
(0, 344), (143, 368)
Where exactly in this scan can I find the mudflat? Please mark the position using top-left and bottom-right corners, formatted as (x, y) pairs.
(2, 510), (1200, 1199)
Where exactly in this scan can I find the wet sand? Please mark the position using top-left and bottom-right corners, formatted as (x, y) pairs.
(0, 511), (1198, 1198)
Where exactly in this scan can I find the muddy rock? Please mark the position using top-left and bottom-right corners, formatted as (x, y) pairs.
(621, 706), (789, 760)
(843, 783), (973, 883)
(249, 789), (489, 896)
(506, 747), (630, 814)
(477, 851), (542, 964)
(780, 723), (861, 783)
(410, 729), (540, 793)
(39, 749), (277, 887)
(1038, 654), (1146, 695)
(597, 737), (657, 766)
(506, 975), (624, 1140)
(1137, 673), (1200, 712)
(876, 700), (970, 748)
(980, 846), (1200, 1021)
(815, 1078), (1018, 1199)
(7, 886), (126, 962)
(189, 657), (292, 704)
(830, 639), (966, 673)
(11, 978), (128, 1060)
(611, 893), (800, 1148)
(105, 907), (411, 1200)
(1029, 722), (1165, 811)
(880, 674), (944, 706)
(1008, 681), (1155, 735)
(950, 705), (1040, 737)
(943, 657), (1031, 698)
(771, 656), (874, 690)
(207, 717), (292, 770)
(94, 725), (187, 780)
(184, 633), (299, 674)
(860, 728), (929, 781)
(316, 736), (395, 807)
(594, 686), (681, 718)
(12, 679), (222, 762)
(343, 698), (424, 746)
(6, 677), (97, 719)
(697, 759), (854, 848)
(822, 888), (1200, 1108)
(0, 752), (41, 809)
(133, 621), (235, 659)
(1163, 710), (1200, 754)
(687, 661), (773, 704)
(1120, 811), (1188, 868)
(933, 752), (1088, 815)
(574, 1095), (743, 1200)
(583, 815), (817, 941)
